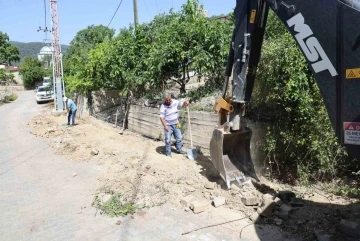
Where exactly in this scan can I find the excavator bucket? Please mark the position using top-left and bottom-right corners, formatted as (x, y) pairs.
(210, 127), (258, 189)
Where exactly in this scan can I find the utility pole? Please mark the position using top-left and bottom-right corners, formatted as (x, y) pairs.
(50, 0), (65, 112)
(133, 0), (139, 28)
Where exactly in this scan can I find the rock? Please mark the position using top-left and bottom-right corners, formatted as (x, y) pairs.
(274, 197), (281, 204)
(184, 207), (190, 212)
(47, 128), (55, 133)
(258, 199), (276, 217)
(290, 198), (304, 207)
(72, 173), (77, 177)
(277, 204), (292, 220)
(274, 218), (283, 225)
(278, 190), (296, 202)
(190, 200), (211, 214)
(263, 194), (275, 201)
(204, 182), (217, 190)
(249, 212), (261, 223)
(278, 210), (289, 220)
(116, 220), (121, 225)
(314, 230), (334, 241)
(180, 195), (196, 207)
(203, 192), (211, 200)
(212, 189), (221, 197)
(241, 196), (258, 206)
(231, 183), (240, 192)
(91, 149), (99, 155)
(101, 194), (112, 205)
(339, 219), (360, 238)
(213, 196), (226, 208)
(279, 204), (292, 213)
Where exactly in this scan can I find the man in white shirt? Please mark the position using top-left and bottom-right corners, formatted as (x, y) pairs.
(159, 92), (189, 157)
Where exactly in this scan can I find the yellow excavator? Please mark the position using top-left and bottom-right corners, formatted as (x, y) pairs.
(210, 0), (360, 189)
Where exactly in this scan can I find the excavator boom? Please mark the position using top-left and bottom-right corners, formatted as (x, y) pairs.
(210, 0), (360, 188)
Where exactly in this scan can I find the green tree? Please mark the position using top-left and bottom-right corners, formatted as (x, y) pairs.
(0, 68), (8, 82)
(8, 73), (15, 84)
(63, 25), (115, 95)
(83, 24), (150, 95)
(5, 44), (20, 65)
(0, 69), (16, 84)
(20, 57), (45, 89)
(64, 25), (115, 74)
(251, 12), (354, 182)
(147, 0), (231, 94)
(0, 31), (20, 65)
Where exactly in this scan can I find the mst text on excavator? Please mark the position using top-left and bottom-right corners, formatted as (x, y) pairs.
(210, 0), (360, 189)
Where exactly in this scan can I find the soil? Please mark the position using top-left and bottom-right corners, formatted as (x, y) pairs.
(29, 104), (360, 241)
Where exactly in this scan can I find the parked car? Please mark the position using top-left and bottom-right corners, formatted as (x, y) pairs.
(35, 86), (54, 104)
(43, 77), (51, 87)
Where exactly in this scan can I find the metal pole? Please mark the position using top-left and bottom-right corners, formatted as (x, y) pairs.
(50, 0), (65, 112)
(50, 1), (56, 111)
(133, 0), (139, 27)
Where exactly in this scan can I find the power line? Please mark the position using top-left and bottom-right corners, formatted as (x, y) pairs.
(108, 0), (124, 27)
(72, 0), (114, 12)
(141, 0), (152, 18)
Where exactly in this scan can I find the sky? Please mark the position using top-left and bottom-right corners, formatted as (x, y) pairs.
(0, 0), (235, 45)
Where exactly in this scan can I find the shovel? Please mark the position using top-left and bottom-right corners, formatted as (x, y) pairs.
(186, 105), (198, 160)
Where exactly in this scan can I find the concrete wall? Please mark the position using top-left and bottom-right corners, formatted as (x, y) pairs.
(74, 90), (126, 123)
(127, 104), (267, 165)
(91, 90), (124, 114)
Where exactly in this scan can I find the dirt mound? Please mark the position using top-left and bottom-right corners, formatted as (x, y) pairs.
(29, 114), (261, 211)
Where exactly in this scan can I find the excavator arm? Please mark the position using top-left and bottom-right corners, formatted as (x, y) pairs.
(211, 0), (360, 188)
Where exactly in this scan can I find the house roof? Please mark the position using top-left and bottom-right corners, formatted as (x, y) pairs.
(7, 66), (19, 71)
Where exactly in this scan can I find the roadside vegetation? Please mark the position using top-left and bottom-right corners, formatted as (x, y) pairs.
(0, 31), (20, 86)
(92, 189), (137, 218)
(60, 0), (359, 196)
(0, 91), (18, 105)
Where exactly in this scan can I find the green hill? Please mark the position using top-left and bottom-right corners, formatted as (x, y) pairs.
(9, 41), (69, 66)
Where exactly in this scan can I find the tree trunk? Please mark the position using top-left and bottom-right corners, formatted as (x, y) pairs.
(180, 63), (186, 94)
(180, 82), (186, 94)
(120, 90), (133, 134)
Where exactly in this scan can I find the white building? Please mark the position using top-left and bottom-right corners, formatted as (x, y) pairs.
(37, 46), (53, 69)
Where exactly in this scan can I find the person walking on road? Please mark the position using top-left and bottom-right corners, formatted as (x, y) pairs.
(63, 97), (77, 126)
(159, 92), (189, 157)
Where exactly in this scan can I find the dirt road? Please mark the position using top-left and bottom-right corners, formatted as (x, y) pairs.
(1, 91), (294, 241)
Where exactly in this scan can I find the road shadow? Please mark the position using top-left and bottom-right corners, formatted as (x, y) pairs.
(155, 142), (360, 240)
(246, 181), (360, 241)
